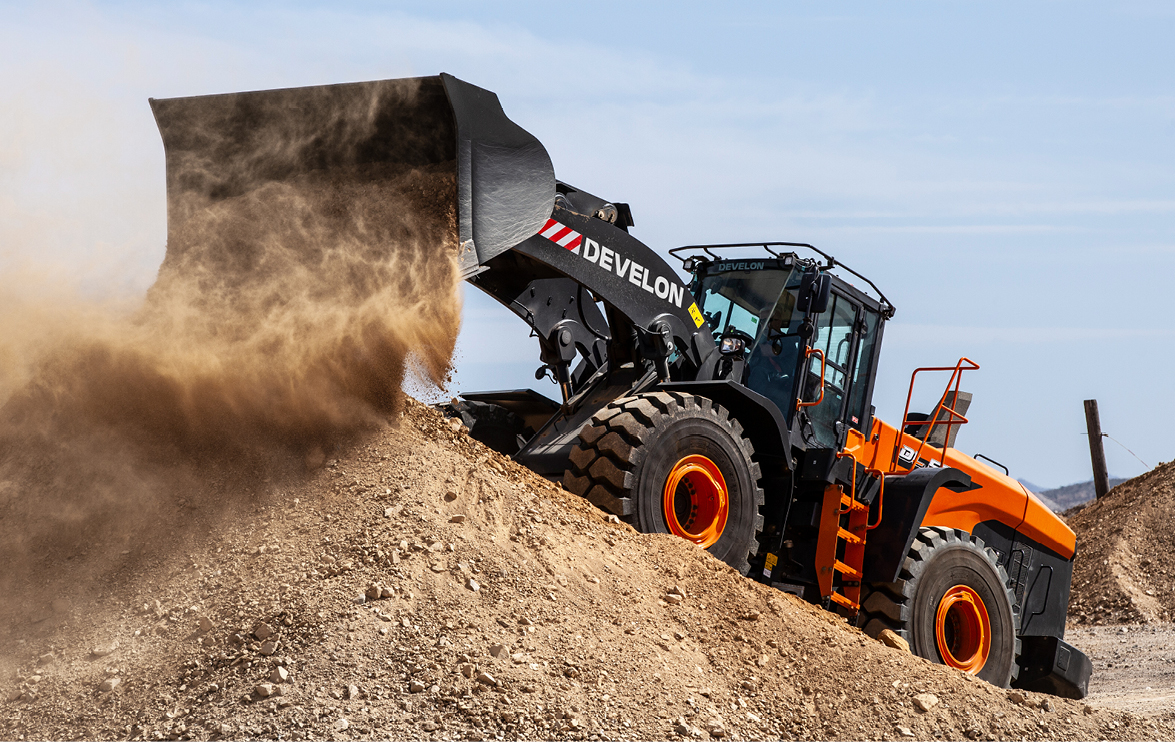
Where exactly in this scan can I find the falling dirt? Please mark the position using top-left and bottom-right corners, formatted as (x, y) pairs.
(0, 86), (462, 642)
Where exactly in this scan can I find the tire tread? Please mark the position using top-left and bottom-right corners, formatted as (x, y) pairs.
(562, 392), (765, 574)
(857, 527), (1021, 686)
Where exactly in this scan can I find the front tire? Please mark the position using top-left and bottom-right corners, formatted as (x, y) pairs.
(858, 527), (1021, 687)
(563, 392), (764, 574)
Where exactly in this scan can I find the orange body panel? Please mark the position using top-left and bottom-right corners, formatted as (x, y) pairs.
(843, 419), (1075, 560)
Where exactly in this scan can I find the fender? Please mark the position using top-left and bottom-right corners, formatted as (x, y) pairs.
(861, 467), (975, 583)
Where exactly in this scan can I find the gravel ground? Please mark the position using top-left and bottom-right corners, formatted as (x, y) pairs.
(1068, 622), (1175, 716)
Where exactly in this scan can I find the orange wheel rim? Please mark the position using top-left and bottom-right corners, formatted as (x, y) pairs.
(662, 454), (728, 548)
(935, 585), (991, 674)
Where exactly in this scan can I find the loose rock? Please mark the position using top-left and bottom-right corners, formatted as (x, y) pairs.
(1007, 690), (1034, 707)
(912, 692), (939, 712)
(255, 683), (275, 698)
(878, 629), (911, 654)
(673, 716), (702, 738)
(270, 666), (289, 684)
(91, 644), (117, 658)
(98, 678), (120, 692)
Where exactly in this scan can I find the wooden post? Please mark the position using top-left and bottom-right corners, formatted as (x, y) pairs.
(1084, 399), (1110, 499)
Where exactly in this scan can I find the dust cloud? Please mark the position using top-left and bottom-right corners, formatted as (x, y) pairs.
(0, 78), (463, 624)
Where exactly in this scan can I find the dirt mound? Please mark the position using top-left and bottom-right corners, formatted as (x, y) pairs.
(0, 400), (1164, 741)
(1068, 461), (1175, 626)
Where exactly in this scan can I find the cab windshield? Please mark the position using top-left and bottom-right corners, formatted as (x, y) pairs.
(696, 268), (793, 342)
(695, 264), (805, 421)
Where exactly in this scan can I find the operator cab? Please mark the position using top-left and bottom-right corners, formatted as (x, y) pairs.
(677, 243), (893, 453)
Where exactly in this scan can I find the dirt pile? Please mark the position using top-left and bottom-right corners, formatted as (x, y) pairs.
(1, 400), (1166, 741)
(1067, 460), (1175, 625)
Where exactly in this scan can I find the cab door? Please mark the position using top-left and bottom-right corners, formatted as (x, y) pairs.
(797, 291), (880, 449)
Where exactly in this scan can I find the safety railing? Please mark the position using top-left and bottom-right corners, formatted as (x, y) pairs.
(890, 357), (979, 472)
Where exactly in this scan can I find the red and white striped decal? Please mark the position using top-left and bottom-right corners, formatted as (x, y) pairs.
(539, 218), (582, 252)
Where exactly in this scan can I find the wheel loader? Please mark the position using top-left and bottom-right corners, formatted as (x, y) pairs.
(149, 73), (1091, 698)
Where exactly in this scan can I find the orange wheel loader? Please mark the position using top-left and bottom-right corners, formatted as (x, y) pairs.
(150, 73), (1091, 698)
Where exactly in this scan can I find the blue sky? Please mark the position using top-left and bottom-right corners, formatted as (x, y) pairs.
(2, 1), (1173, 487)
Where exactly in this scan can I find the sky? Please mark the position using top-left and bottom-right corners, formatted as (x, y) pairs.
(2, 1), (1173, 488)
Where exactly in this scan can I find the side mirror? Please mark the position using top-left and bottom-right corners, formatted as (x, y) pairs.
(797, 272), (832, 314)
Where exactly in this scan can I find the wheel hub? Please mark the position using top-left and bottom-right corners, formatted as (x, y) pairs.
(663, 455), (728, 548)
(935, 584), (991, 674)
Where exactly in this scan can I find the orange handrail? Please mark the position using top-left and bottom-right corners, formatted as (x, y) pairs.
(837, 451), (886, 530)
(797, 347), (827, 409)
(891, 357), (979, 472)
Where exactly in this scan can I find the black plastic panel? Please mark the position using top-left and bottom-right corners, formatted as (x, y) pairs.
(1015, 636), (1091, 699)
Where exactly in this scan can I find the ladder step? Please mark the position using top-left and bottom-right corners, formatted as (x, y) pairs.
(837, 527), (863, 545)
(833, 560), (862, 579)
(829, 592), (857, 610)
(840, 493), (868, 512)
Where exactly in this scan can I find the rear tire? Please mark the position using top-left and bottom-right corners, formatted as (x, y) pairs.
(563, 392), (764, 574)
(858, 527), (1021, 687)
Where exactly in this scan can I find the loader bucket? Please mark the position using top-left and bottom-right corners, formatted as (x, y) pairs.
(149, 73), (556, 277)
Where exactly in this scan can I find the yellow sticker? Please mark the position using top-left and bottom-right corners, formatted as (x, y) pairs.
(687, 302), (704, 328)
(763, 552), (778, 578)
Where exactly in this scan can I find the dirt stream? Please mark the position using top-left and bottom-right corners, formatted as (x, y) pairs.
(0, 400), (1167, 741)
